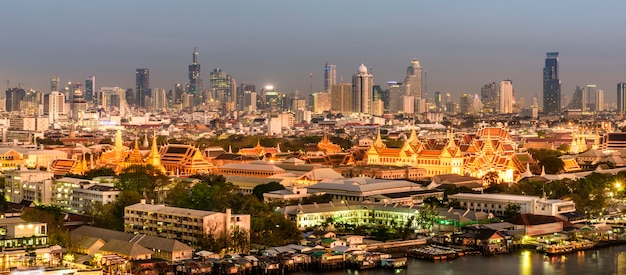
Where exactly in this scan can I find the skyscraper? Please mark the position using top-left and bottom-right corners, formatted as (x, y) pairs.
(586, 84), (597, 111)
(404, 59), (423, 98)
(481, 82), (499, 113)
(331, 83), (352, 113)
(596, 89), (604, 112)
(618, 82), (626, 114)
(324, 63), (336, 92)
(543, 52), (561, 114)
(499, 79), (513, 114)
(188, 48), (202, 97)
(135, 68), (150, 107)
(50, 76), (59, 92)
(85, 76), (95, 103)
(352, 64), (373, 114)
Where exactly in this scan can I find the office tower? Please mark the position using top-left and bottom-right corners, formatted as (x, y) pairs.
(71, 86), (87, 119)
(352, 64), (373, 114)
(242, 91), (257, 112)
(543, 52), (561, 114)
(85, 76), (95, 103)
(135, 68), (150, 107)
(499, 79), (513, 114)
(312, 91), (331, 113)
(188, 48), (202, 99)
(209, 68), (233, 104)
(481, 82), (498, 113)
(404, 59), (423, 99)
(568, 86), (586, 110)
(324, 63), (336, 92)
(586, 84), (597, 111)
(6, 88), (26, 112)
(618, 82), (626, 114)
(237, 83), (256, 112)
(387, 82), (406, 113)
(331, 83), (352, 113)
(50, 76), (60, 92)
(153, 88), (167, 111)
(596, 89), (604, 112)
(434, 91), (442, 109)
(47, 91), (66, 124)
(402, 95), (415, 114)
(459, 94), (471, 114)
(372, 85), (387, 109)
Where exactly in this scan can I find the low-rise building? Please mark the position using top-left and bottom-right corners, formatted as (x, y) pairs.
(4, 168), (54, 204)
(124, 201), (250, 247)
(448, 193), (576, 219)
(70, 181), (120, 214)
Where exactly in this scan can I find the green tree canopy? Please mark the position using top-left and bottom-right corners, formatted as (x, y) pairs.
(252, 182), (285, 201)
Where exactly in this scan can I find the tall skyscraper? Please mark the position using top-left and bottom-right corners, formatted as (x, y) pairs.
(50, 76), (60, 92)
(387, 82), (406, 113)
(499, 79), (513, 114)
(481, 82), (498, 112)
(135, 68), (150, 107)
(586, 84), (597, 111)
(352, 64), (373, 114)
(404, 59), (423, 99)
(618, 82), (626, 114)
(209, 68), (234, 105)
(434, 91), (442, 109)
(543, 52), (561, 114)
(331, 83), (352, 113)
(324, 63), (336, 92)
(188, 48), (202, 97)
(596, 89), (604, 112)
(6, 88), (26, 112)
(85, 76), (95, 103)
(567, 85), (586, 110)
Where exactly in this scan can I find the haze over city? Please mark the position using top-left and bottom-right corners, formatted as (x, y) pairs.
(2, 0), (626, 104)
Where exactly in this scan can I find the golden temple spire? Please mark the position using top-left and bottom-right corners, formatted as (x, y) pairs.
(146, 129), (162, 168)
(374, 127), (386, 149)
(114, 129), (125, 161)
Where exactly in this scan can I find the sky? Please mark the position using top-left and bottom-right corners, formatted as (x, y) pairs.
(2, 0), (626, 107)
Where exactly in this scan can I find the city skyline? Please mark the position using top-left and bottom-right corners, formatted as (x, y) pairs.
(2, 1), (626, 105)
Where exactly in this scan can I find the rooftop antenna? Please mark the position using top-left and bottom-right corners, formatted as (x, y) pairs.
(309, 72), (313, 96)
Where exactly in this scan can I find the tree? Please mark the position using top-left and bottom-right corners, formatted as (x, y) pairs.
(252, 182), (285, 201)
(539, 156), (564, 174)
(92, 190), (142, 231)
(117, 164), (169, 201)
(503, 203), (521, 219)
(416, 209), (440, 231)
(482, 171), (500, 187)
(21, 205), (68, 247)
(250, 212), (301, 247)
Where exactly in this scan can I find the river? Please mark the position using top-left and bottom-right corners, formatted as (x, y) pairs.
(296, 246), (626, 275)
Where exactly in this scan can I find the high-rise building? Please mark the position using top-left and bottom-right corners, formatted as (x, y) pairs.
(71, 86), (87, 119)
(209, 68), (233, 104)
(568, 86), (586, 110)
(50, 76), (60, 92)
(481, 82), (498, 112)
(324, 63), (336, 92)
(135, 68), (150, 107)
(618, 82), (626, 114)
(153, 88), (167, 111)
(47, 91), (66, 124)
(352, 64), (373, 114)
(85, 76), (95, 103)
(312, 91), (331, 114)
(459, 94), (471, 114)
(6, 88), (26, 112)
(596, 89), (604, 112)
(499, 79), (514, 114)
(188, 48), (202, 99)
(543, 52), (561, 114)
(586, 84), (597, 111)
(434, 91), (442, 110)
(387, 82), (406, 113)
(404, 59), (423, 99)
(331, 83), (352, 113)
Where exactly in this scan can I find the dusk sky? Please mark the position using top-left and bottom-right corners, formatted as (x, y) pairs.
(2, 0), (626, 106)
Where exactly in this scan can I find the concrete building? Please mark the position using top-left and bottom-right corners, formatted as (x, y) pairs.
(352, 64), (373, 114)
(448, 193), (576, 218)
(69, 180), (120, 214)
(124, 201), (250, 246)
(499, 80), (513, 114)
(4, 169), (54, 204)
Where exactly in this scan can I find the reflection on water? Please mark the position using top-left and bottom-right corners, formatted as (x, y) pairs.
(297, 246), (626, 275)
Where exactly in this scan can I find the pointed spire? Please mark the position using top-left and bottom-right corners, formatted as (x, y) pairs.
(228, 145), (233, 154)
(540, 166), (546, 177)
(373, 127), (385, 148)
(143, 131), (149, 149)
(277, 143), (281, 153)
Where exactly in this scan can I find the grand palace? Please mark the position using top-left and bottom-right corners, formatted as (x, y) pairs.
(365, 127), (536, 182)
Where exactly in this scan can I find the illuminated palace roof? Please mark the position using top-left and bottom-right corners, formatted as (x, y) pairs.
(308, 177), (424, 197)
(159, 144), (212, 176)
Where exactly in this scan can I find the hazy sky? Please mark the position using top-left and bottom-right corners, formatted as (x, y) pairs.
(2, 0), (626, 106)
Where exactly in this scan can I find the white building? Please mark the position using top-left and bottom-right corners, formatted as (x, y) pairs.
(447, 193), (576, 218)
(352, 64), (373, 114)
(124, 201), (251, 245)
(4, 169), (54, 204)
(498, 79), (513, 114)
(24, 149), (68, 169)
(70, 181), (120, 214)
